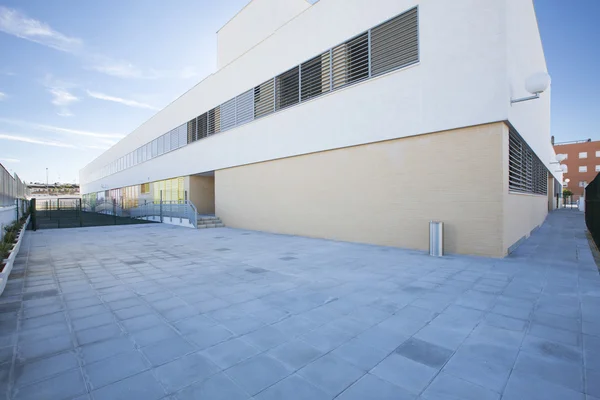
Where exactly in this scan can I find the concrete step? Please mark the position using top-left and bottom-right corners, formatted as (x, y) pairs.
(197, 223), (225, 229)
(196, 215), (224, 229)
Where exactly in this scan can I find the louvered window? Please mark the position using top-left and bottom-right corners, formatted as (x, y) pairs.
(197, 113), (208, 139)
(332, 33), (369, 89)
(236, 89), (254, 125)
(151, 139), (158, 158)
(157, 135), (164, 155)
(208, 107), (220, 135)
(509, 130), (547, 195)
(220, 99), (236, 131)
(178, 124), (187, 148)
(254, 79), (275, 118)
(187, 118), (197, 143)
(170, 128), (179, 150)
(276, 66), (300, 110)
(301, 52), (331, 102)
(371, 8), (419, 76)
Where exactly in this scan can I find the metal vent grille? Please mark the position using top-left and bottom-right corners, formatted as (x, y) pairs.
(169, 128), (179, 150)
(208, 107), (220, 135)
(187, 118), (197, 143)
(371, 7), (419, 76)
(236, 89), (254, 125)
(220, 99), (236, 131)
(301, 52), (331, 102)
(332, 33), (369, 89)
(197, 113), (208, 139)
(178, 124), (187, 148)
(509, 130), (547, 195)
(151, 139), (158, 157)
(254, 79), (275, 118)
(157, 135), (165, 155)
(276, 66), (300, 110)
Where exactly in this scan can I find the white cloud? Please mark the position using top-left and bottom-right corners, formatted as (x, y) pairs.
(0, 117), (124, 139)
(0, 6), (82, 53)
(86, 90), (159, 110)
(87, 57), (161, 80)
(84, 144), (111, 150)
(0, 157), (19, 163)
(0, 132), (76, 148)
(49, 88), (79, 106)
(0, 92), (6, 101)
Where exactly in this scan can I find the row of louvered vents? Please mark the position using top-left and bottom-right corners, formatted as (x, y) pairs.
(508, 130), (548, 195)
(96, 7), (419, 180)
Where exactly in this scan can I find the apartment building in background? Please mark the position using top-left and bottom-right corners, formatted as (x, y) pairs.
(554, 139), (600, 200)
(80, 0), (561, 257)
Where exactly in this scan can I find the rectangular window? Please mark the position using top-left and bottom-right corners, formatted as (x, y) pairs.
(563, 182), (568, 187)
(151, 139), (158, 158)
(178, 124), (187, 148)
(170, 129), (179, 150)
(220, 98), (236, 131)
(579, 181), (587, 187)
(187, 118), (197, 143)
(596, 165), (600, 172)
(276, 66), (300, 110)
(301, 52), (331, 102)
(371, 7), (419, 76)
(236, 89), (254, 125)
(197, 113), (208, 139)
(508, 130), (547, 195)
(579, 166), (587, 173)
(596, 150), (600, 157)
(207, 107), (220, 135)
(254, 79), (275, 118)
(579, 152), (588, 159)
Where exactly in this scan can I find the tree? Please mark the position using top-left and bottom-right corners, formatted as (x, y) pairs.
(563, 189), (573, 207)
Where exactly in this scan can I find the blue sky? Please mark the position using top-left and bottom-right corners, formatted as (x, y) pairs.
(0, 0), (598, 184)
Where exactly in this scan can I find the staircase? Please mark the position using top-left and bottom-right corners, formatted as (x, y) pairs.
(197, 214), (225, 229)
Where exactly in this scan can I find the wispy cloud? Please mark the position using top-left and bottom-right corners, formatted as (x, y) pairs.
(0, 157), (19, 163)
(86, 90), (159, 110)
(0, 92), (6, 101)
(0, 117), (124, 139)
(87, 56), (162, 80)
(84, 144), (111, 150)
(0, 132), (76, 148)
(0, 6), (82, 53)
(49, 88), (78, 106)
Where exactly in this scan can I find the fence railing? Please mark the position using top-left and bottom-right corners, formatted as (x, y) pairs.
(585, 173), (600, 249)
(82, 199), (198, 228)
(0, 163), (29, 207)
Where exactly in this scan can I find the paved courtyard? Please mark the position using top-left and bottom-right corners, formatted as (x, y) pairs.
(0, 209), (599, 400)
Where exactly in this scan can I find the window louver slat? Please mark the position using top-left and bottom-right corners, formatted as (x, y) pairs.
(207, 107), (220, 135)
(220, 99), (236, 131)
(178, 124), (187, 148)
(236, 89), (254, 125)
(197, 113), (208, 139)
(254, 79), (275, 118)
(371, 8), (419, 76)
(187, 118), (197, 143)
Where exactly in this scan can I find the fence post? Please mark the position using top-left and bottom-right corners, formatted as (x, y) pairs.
(113, 198), (117, 225)
(31, 198), (36, 231)
(79, 198), (83, 227)
(160, 191), (163, 223)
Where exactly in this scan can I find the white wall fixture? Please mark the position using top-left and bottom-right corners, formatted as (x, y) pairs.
(511, 72), (551, 104)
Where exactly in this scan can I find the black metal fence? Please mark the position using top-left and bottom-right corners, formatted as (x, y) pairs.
(585, 173), (600, 248)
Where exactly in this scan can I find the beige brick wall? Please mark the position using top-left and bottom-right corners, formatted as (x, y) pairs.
(216, 123), (508, 256)
(188, 175), (215, 214)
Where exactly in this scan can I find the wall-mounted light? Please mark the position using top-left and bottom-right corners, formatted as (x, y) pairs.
(511, 72), (551, 104)
(550, 154), (568, 164)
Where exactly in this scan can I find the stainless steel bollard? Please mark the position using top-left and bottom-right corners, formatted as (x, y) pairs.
(429, 221), (443, 257)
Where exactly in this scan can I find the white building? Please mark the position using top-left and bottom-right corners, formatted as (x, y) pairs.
(80, 0), (561, 257)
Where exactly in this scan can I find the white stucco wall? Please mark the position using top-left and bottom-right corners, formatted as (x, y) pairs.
(217, 0), (311, 69)
(0, 207), (16, 241)
(81, 0), (553, 194)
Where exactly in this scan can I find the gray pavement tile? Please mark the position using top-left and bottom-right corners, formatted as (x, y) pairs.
(271, 315), (321, 337)
(254, 374), (330, 400)
(353, 325), (409, 353)
(202, 338), (260, 369)
(105, 297), (144, 311)
(225, 354), (293, 396)
(337, 373), (415, 400)
(114, 304), (153, 320)
(395, 337), (453, 369)
(242, 325), (288, 351)
(331, 338), (390, 370)
(298, 353), (365, 397)
(91, 370), (166, 400)
(12, 368), (86, 400)
(414, 325), (470, 351)
(140, 336), (195, 366)
(421, 372), (500, 400)
(586, 368), (600, 398)
(441, 347), (513, 393)
(68, 304), (107, 320)
(14, 351), (79, 388)
(71, 312), (115, 331)
(484, 313), (528, 332)
(80, 336), (135, 364)
(220, 315), (265, 336)
(17, 334), (73, 361)
(173, 315), (217, 335)
(154, 351), (219, 393)
(176, 372), (250, 400)
(513, 351), (584, 393)
(129, 324), (180, 347)
(301, 323), (354, 352)
(534, 311), (582, 333)
(529, 323), (582, 347)
(85, 350), (148, 390)
(502, 371), (585, 400)
(521, 335), (582, 365)
(185, 324), (234, 350)
(160, 305), (198, 322)
(268, 339), (324, 370)
(371, 352), (437, 395)
(120, 314), (164, 332)
(75, 323), (122, 346)
(20, 312), (65, 330)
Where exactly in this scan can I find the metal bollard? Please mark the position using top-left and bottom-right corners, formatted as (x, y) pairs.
(429, 221), (443, 257)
